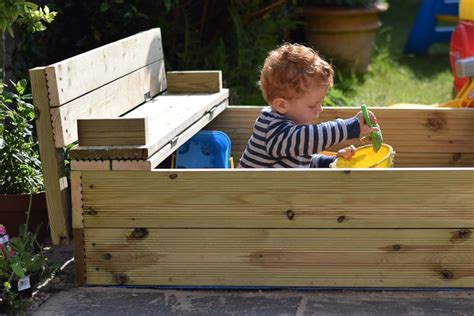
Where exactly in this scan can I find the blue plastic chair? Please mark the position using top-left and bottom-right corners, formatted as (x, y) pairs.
(174, 130), (232, 168)
(405, 0), (459, 55)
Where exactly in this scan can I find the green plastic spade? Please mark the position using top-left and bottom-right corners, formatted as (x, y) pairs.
(361, 104), (383, 152)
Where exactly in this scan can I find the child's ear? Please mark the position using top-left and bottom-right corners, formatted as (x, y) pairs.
(272, 97), (287, 114)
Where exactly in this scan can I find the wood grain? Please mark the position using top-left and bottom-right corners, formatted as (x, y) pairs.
(50, 59), (166, 147)
(30, 67), (71, 244)
(83, 228), (474, 287)
(80, 169), (474, 228)
(166, 71), (222, 93)
(45, 28), (164, 107)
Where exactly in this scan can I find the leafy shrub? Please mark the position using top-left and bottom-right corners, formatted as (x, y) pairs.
(10, 1), (302, 105)
(324, 87), (353, 106)
(0, 79), (44, 194)
(1, 223), (51, 313)
(9, 1), (353, 106)
(0, 0), (56, 35)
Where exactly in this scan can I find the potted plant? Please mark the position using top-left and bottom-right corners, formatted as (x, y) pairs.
(1, 223), (52, 313)
(302, 0), (389, 73)
(0, 79), (49, 240)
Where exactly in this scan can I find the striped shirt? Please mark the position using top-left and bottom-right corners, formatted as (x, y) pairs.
(239, 107), (360, 168)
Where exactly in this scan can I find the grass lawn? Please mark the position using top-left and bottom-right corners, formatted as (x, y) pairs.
(339, 0), (454, 107)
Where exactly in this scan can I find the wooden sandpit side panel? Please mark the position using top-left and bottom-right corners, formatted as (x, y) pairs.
(207, 107), (474, 168)
(80, 169), (474, 287)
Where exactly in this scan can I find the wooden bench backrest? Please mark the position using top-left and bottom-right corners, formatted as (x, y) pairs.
(29, 28), (167, 243)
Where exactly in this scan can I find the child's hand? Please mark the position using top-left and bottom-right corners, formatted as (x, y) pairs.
(336, 145), (356, 160)
(356, 110), (379, 136)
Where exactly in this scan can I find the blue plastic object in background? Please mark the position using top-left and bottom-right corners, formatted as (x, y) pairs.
(405, 0), (459, 55)
(175, 131), (231, 168)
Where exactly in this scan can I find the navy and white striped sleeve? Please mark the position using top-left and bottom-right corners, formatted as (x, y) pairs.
(310, 154), (336, 168)
(266, 117), (360, 158)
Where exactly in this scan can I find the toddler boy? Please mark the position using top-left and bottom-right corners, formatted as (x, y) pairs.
(239, 43), (378, 168)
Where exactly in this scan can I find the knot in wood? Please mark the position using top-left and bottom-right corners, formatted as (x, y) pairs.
(103, 253), (112, 260)
(440, 270), (453, 280)
(113, 274), (130, 285)
(130, 228), (149, 240)
(452, 153), (462, 162)
(286, 210), (295, 220)
(86, 209), (97, 215)
(392, 244), (401, 251)
(337, 216), (346, 223)
(34, 105), (40, 120)
(456, 229), (471, 240)
(426, 117), (445, 131)
(169, 173), (178, 179)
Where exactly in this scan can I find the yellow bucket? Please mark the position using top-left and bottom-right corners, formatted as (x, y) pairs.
(331, 144), (395, 168)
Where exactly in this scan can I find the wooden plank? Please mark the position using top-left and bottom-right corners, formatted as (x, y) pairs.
(83, 228), (474, 287)
(394, 152), (474, 167)
(29, 67), (70, 244)
(70, 160), (110, 171)
(81, 169), (474, 228)
(73, 228), (86, 285)
(45, 28), (164, 107)
(83, 204), (474, 229)
(71, 173), (85, 284)
(70, 171), (83, 229)
(112, 99), (228, 170)
(77, 118), (148, 146)
(71, 89), (229, 160)
(69, 146), (110, 161)
(166, 71), (222, 93)
(221, 141), (473, 167)
(50, 59), (166, 147)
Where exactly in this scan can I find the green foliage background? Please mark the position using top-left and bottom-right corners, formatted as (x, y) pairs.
(0, 79), (43, 194)
(0, 0), (56, 34)
(10, 0), (308, 104)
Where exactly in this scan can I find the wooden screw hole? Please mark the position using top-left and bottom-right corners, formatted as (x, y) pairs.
(286, 210), (295, 220)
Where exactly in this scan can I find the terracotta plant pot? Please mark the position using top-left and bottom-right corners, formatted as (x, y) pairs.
(0, 192), (49, 242)
(303, 3), (388, 73)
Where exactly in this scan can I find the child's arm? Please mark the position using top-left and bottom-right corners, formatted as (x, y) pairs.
(310, 145), (356, 168)
(266, 117), (360, 158)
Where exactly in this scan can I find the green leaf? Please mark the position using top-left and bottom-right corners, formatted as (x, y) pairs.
(16, 79), (27, 95)
(100, 2), (110, 12)
(25, 2), (39, 10)
(11, 262), (26, 278)
(19, 224), (27, 237)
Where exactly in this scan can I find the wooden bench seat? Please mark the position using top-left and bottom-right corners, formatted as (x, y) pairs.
(70, 89), (229, 162)
(30, 28), (229, 243)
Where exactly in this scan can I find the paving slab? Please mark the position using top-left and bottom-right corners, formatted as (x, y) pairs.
(32, 287), (474, 316)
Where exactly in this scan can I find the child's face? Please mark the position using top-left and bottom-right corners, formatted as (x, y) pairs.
(276, 83), (329, 125)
